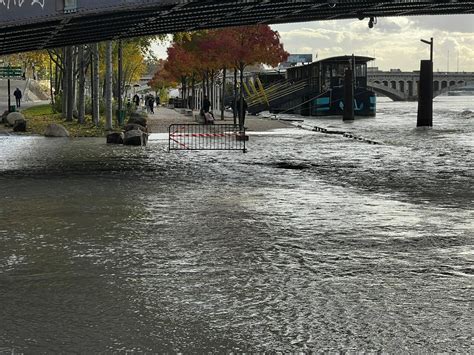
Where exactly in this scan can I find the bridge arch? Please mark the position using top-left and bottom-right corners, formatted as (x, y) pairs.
(398, 81), (405, 92)
(442, 81), (448, 89)
(449, 80), (456, 87)
(383, 81), (388, 87)
(434, 81), (440, 91)
(368, 83), (407, 101)
(434, 82), (470, 98)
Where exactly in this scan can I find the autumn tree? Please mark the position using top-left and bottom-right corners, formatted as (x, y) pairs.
(148, 59), (177, 103)
(222, 25), (289, 127)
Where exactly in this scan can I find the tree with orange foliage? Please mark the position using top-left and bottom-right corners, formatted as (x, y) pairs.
(222, 25), (289, 126)
(148, 59), (177, 103)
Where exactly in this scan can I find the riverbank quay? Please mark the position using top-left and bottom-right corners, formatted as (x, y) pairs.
(147, 106), (293, 133)
(1, 104), (116, 137)
(1, 104), (294, 137)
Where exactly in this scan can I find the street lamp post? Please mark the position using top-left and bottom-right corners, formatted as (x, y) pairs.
(420, 37), (434, 63)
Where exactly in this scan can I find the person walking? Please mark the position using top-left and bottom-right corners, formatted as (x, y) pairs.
(13, 88), (22, 108)
(155, 95), (160, 107)
(202, 95), (211, 114)
(147, 96), (155, 114)
(236, 95), (248, 125)
(133, 94), (140, 108)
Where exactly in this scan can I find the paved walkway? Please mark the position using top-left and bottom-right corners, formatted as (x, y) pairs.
(147, 106), (293, 133)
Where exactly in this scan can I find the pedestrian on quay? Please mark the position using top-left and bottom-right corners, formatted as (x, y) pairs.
(201, 95), (214, 123)
(133, 94), (140, 108)
(236, 95), (248, 123)
(155, 95), (161, 107)
(147, 95), (155, 114)
(13, 88), (22, 108)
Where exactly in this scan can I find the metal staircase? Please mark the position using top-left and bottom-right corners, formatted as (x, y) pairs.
(247, 79), (312, 115)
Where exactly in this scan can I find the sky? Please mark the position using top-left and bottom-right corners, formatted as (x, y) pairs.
(152, 14), (474, 72)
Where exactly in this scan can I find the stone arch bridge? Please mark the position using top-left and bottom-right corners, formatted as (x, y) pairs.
(368, 71), (474, 101)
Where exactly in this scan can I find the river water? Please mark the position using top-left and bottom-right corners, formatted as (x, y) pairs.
(0, 96), (472, 353)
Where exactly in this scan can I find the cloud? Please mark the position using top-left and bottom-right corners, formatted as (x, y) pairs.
(272, 15), (474, 72)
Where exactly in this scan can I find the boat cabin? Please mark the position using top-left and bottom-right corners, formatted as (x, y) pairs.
(286, 55), (373, 92)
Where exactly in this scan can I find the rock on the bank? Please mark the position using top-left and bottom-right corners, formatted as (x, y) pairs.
(107, 132), (124, 144)
(45, 123), (70, 137)
(124, 129), (148, 146)
(127, 113), (148, 128)
(1, 110), (9, 124)
(124, 123), (147, 133)
(6, 112), (25, 126)
(13, 118), (27, 132)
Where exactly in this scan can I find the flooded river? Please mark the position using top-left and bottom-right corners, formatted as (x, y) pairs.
(0, 97), (472, 353)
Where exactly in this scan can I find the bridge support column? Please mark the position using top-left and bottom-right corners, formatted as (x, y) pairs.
(343, 68), (354, 121)
(417, 60), (433, 127)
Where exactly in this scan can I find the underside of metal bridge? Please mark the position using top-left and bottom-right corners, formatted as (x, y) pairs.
(1, 0), (473, 55)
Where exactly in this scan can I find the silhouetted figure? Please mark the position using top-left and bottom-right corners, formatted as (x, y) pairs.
(147, 96), (155, 114)
(236, 96), (248, 123)
(202, 95), (211, 114)
(13, 88), (22, 108)
(201, 95), (214, 123)
(133, 94), (140, 107)
(155, 95), (161, 107)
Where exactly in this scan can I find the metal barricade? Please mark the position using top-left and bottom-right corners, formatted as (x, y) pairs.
(169, 124), (247, 152)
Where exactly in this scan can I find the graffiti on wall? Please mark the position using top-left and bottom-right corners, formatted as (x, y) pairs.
(0, 0), (45, 10)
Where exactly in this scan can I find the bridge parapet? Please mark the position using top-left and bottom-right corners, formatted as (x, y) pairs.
(368, 71), (474, 101)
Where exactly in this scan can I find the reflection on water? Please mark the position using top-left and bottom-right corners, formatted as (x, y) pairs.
(0, 97), (472, 353)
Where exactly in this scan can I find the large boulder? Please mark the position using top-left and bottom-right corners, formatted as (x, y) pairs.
(6, 112), (25, 127)
(44, 123), (70, 137)
(1, 110), (9, 124)
(124, 123), (148, 133)
(127, 112), (148, 127)
(106, 132), (124, 144)
(124, 129), (148, 146)
(13, 118), (27, 132)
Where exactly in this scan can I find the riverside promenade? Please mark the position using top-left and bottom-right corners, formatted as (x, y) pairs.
(147, 106), (293, 133)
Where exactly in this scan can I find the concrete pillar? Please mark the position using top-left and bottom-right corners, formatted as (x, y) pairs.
(417, 60), (433, 127)
(343, 68), (354, 121)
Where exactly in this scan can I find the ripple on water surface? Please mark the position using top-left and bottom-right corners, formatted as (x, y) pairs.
(0, 97), (472, 352)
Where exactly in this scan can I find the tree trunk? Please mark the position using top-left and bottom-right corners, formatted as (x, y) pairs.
(233, 68), (238, 125)
(211, 70), (215, 115)
(61, 48), (67, 118)
(92, 43), (100, 126)
(191, 75), (196, 110)
(221, 67), (226, 120)
(105, 41), (113, 130)
(66, 45), (74, 122)
(49, 58), (54, 107)
(239, 63), (245, 130)
(72, 47), (77, 118)
(77, 45), (86, 124)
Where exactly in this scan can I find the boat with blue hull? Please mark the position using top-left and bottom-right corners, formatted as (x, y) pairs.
(247, 55), (376, 118)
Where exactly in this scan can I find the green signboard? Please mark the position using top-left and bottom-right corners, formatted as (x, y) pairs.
(0, 67), (23, 78)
